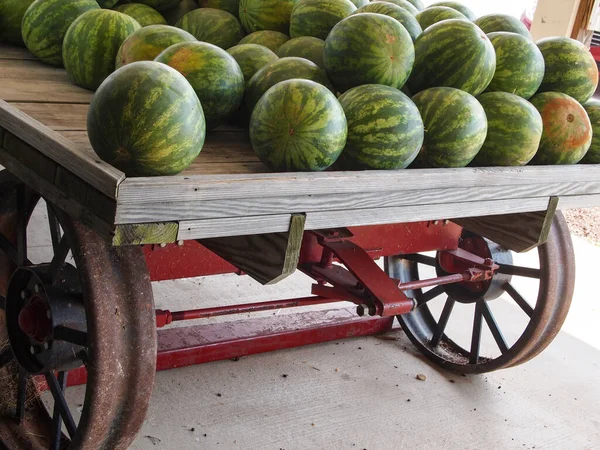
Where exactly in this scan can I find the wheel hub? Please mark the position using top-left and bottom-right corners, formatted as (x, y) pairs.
(5, 266), (86, 374)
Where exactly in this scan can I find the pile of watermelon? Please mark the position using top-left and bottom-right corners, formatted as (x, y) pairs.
(1, 0), (600, 176)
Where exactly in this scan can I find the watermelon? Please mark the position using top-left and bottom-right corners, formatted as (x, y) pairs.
(529, 92), (592, 165)
(276, 36), (325, 68)
(245, 56), (334, 110)
(407, 19), (496, 96)
(250, 79), (347, 171)
(473, 92), (543, 166)
(485, 32), (544, 99)
(582, 99), (600, 164)
(415, 6), (466, 30)
(116, 25), (196, 69)
(88, 61), (205, 176)
(227, 43), (278, 82)
(98, 0), (118, 7)
(411, 87), (487, 167)
(155, 41), (245, 127)
(21, 0), (100, 67)
(354, 2), (422, 42)
(115, 3), (167, 27)
(373, 0), (418, 16)
(324, 13), (414, 93)
(338, 84), (424, 169)
(349, 0), (369, 6)
(289, 0), (357, 40)
(161, 0), (198, 25)
(238, 30), (290, 52)
(405, 0), (424, 10)
(177, 8), (243, 49)
(63, 10), (140, 90)
(428, 1), (476, 21)
(474, 14), (531, 39)
(132, 0), (180, 11)
(239, 0), (298, 34)
(0, 0), (35, 46)
(199, 0), (240, 17)
(537, 37), (599, 104)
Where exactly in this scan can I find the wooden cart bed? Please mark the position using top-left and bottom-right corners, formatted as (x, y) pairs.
(2, 44), (600, 246)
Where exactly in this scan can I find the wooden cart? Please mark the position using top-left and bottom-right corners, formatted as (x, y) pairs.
(0, 44), (599, 449)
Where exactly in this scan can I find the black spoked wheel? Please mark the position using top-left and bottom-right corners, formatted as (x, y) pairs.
(0, 172), (157, 449)
(386, 213), (575, 374)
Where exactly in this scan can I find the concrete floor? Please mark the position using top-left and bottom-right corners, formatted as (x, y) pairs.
(21, 201), (600, 450)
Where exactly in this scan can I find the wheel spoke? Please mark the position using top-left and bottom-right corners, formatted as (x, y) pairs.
(54, 326), (88, 348)
(481, 301), (509, 354)
(470, 301), (484, 365)
(430, 297), (455, 347)
(0, 348), (14, 370)
(418, 285), (445, 306)
(48, 235), (70, 285)
(402, 254), (437, 267)
(45, 372), (76, 439)
(497, 264), (541, 279)
(47, 204), (62, 255)
(51, 371), (68, 450)
(16, 185), (27, 267)
(504, 282), (534, 318)
(15, 368), (27, 424)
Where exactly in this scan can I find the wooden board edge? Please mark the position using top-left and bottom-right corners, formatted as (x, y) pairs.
(112, 222), (179, 246)
(266, 213), (307, 285)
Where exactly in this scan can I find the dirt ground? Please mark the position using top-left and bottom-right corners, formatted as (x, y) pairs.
(564, 207), (600, 246)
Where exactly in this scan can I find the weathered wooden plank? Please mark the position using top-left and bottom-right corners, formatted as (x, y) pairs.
(113, 222), (179, 246)
(0, 147), (114, 239)
(118, 165), (600, 205)
(10, 103), (89, 131)
(3, 131), (57, 182)
(0, 100), (123, 198)
(178, 196), (555, 240)
(0, 44), (37, 61)
(454, 197), (560, 252)
(115, 180), (600, 224)
(199, 214), (306, 285)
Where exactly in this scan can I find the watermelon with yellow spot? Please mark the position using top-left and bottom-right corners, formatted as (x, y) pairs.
(87, 61), (206, 176)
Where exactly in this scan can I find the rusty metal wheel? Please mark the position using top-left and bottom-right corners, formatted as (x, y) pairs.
(0, 172), (157, 449)
(386, 212), (575, 374)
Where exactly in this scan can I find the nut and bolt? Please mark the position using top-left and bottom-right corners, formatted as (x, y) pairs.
(356, 304), (375, 317)
(20, 290), (26, 300)
(34, 284), (40, 293)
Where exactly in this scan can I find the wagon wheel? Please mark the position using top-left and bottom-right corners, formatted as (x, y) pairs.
(386, 213), (575, 374)
(0, 172), (157, 449)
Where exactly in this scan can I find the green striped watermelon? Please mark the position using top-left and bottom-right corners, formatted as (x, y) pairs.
(199, 0), (240, 17)
(474, 14), (531, 38)
(324, 13), (414, 93)
(407, 19), (496, 96)
(338, 84), (424, 169)
(276, 36), (325, 68)
(485, 32), (544, 99)
(405, 0), (424, 10)
(537, 37), (599, 104)
(0, 0), (35, 46)
(63, 10), (140, 90)
(473, 92), (543, 166)
(354, 2), (422, 42)
(161, 0), (198, 25)
(227, 43), (278, 82)
(582, 99), (600, 163)
(245, 56), (334, 110)
(88, 61), (205, 176)
(415, 6), (466, 30)
(411, 87), (488, 167)
(115, 4), (167, 27)
(239, 30), (290, 52)
(428, 1), (476, 21)
(349, 0), (369, 6)
(250, 79), (347, 171)
(529, 92), (592, 165)
(177, 8), (243, 49)
(133, 0), (180, 11)
(98, 0), (118, 7)
(289, 0), (357, 40)
(373, 0), (418, 16)
(116, 25), (196, 69)
(239, 0), (298, 33)
(21, 0), (100, 67)
(155, 41), (245, 127)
